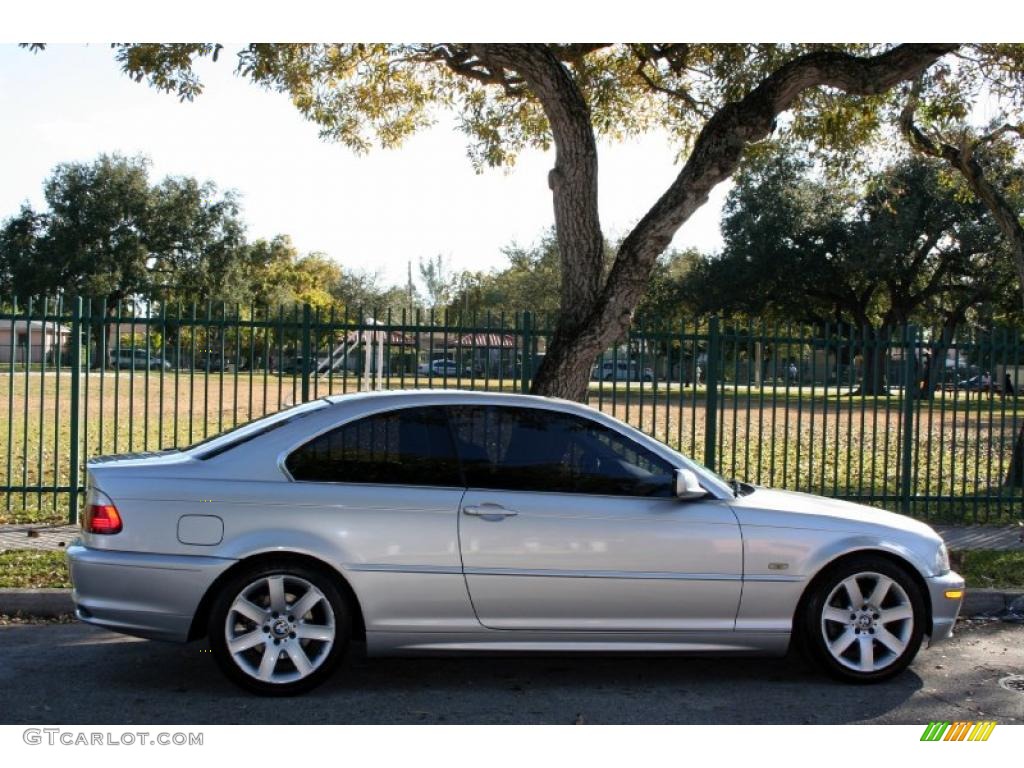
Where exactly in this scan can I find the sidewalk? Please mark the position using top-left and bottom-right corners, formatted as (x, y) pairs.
(933, 524), (1023, 551)
(0, 524), (77, 553)
(1, 522), (1021, 554)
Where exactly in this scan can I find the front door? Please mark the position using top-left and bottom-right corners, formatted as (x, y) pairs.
(448, 405), (743, 631)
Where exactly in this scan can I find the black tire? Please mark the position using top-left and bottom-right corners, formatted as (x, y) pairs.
(801, 555), (926, 683)
(208, 560), (351, 696)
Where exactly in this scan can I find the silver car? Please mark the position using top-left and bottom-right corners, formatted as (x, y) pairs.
(67, 390), (964, 695)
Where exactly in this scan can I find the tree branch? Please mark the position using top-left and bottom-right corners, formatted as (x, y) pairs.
(901, 76), (1024, 313)
(594, 44), (960, 340)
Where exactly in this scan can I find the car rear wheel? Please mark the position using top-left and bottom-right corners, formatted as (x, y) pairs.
(802, 555), (925, 683)
(208, 561), (350, 695)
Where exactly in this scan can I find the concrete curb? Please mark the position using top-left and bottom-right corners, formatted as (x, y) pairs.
(959, 587), (1024, 617)
(0, 588), (75, 617)
(1, 586), (1021, 621)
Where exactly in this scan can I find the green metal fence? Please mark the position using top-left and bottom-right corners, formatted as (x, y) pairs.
(2, 295), (1023, 525)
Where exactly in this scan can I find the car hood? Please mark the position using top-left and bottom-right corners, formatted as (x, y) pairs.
(728, 486), (942, 542)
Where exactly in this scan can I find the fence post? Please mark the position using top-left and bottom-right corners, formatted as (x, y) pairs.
(68, 296), (82, 524)
(301, 303), (312, 403)
(899, 324), (917, 515)
(520, 311), (532, 394)
(704, 315), (720, 472)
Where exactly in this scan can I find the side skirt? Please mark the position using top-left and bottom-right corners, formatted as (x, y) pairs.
(365, 630), (791, 657)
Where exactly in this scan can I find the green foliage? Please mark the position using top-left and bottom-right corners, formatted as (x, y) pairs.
(688, 145), (1017, 330)
(241, 235), (341, 310)
(637, 248), (704, 322)
(0, 156), (372, 313)
(950, 549), (1024, 589)
(330, 268), (412, 318)
(147, 175), (247, 302)
(106, 44), (1024, 171)
(0, 154), (249, 304)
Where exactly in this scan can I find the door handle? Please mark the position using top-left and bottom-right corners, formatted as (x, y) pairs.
(463, 504), (519, 519)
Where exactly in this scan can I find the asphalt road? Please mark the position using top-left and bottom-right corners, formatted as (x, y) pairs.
(0, 620), (1022, 725)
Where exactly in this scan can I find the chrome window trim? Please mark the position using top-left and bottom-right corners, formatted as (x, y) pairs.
(272, 393), (733, 501)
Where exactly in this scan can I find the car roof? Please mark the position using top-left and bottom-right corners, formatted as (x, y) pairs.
(322, 388), (581, 410)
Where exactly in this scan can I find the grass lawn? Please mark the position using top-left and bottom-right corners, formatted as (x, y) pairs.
(0, 549), (71, 588)
(1, 548), (1021, 591)
(951, 550), (1024, 589)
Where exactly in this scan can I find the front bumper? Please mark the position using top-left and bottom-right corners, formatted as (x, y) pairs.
(66, 545), (235, 642)
(926, 570), (965, 646)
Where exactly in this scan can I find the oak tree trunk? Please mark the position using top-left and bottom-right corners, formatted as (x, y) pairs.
(848, 325), (892, 396)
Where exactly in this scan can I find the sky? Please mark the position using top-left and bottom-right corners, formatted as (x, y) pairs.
(0, 44), (728, 286)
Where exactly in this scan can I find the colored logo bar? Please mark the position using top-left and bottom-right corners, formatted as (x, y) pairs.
(920, 721), (996, 741)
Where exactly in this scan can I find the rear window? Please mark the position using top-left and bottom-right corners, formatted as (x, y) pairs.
(188, 399), (329, 460)
(285, 406), (461, 486)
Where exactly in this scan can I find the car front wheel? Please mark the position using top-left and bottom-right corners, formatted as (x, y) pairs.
(802, 555), (925, 683)
(208, 561), (350, 695)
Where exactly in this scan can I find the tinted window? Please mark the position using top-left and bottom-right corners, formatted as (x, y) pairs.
(190, 400), (329, 459)
(286, 406), (461, 487)
(447, 405), (674, 497)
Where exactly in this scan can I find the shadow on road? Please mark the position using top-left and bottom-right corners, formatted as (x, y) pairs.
(0, 625), (929, 724)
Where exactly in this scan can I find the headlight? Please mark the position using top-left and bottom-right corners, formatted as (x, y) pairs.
(933, 542), (950, 576)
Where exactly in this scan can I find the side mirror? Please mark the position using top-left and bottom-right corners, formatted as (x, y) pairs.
(675, 468), (708, 501)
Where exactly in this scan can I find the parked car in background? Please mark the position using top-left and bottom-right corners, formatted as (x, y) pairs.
(109, 348), (172, 371)
(197, 354), (242, 373)
(594, 360), (654, 382)
(418, 359), (460, 377)
(68, 389), (963, 695)
(276, 355), (320, 375)
(947, 374), (1000, 395)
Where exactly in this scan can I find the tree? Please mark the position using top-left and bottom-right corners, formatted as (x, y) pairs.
(899, 73), (1024, 482)
(636, 248), (703, 322)
(242, 235), (341, 310)
(330, 268), (411, 319)
(0, 153), (254, 361)
(689, 149), (1013, 393)
(417, 254), (457, 308)
(4, 153), (154, 302)
(146, 176), (248, 303)
(52, 42), (1011, 398)
(446, 229), (563, 317)
(0, 153), (251, 304)
(0, 205), (50, 296)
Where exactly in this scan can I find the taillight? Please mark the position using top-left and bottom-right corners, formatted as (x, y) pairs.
(83, 491), (123, 535)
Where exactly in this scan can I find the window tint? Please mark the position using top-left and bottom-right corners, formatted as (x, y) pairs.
(190, 400), (329, 459)
(447, 405), (674, 497)
(285, 406), (461, 487)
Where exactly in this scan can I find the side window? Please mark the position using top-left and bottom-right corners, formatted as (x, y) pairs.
(285, 406), (461, 487)
(447, 405), (675, 497)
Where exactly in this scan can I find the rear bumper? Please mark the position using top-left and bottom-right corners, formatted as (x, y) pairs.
(926, 571), (965, 646)
(66, 545), (235, 642)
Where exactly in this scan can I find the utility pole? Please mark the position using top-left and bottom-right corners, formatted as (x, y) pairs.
(407, 260), (414, 315)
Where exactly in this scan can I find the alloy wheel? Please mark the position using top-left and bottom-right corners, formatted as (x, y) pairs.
(224, 574), (336, 685)
(819, 571), (914, 673)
